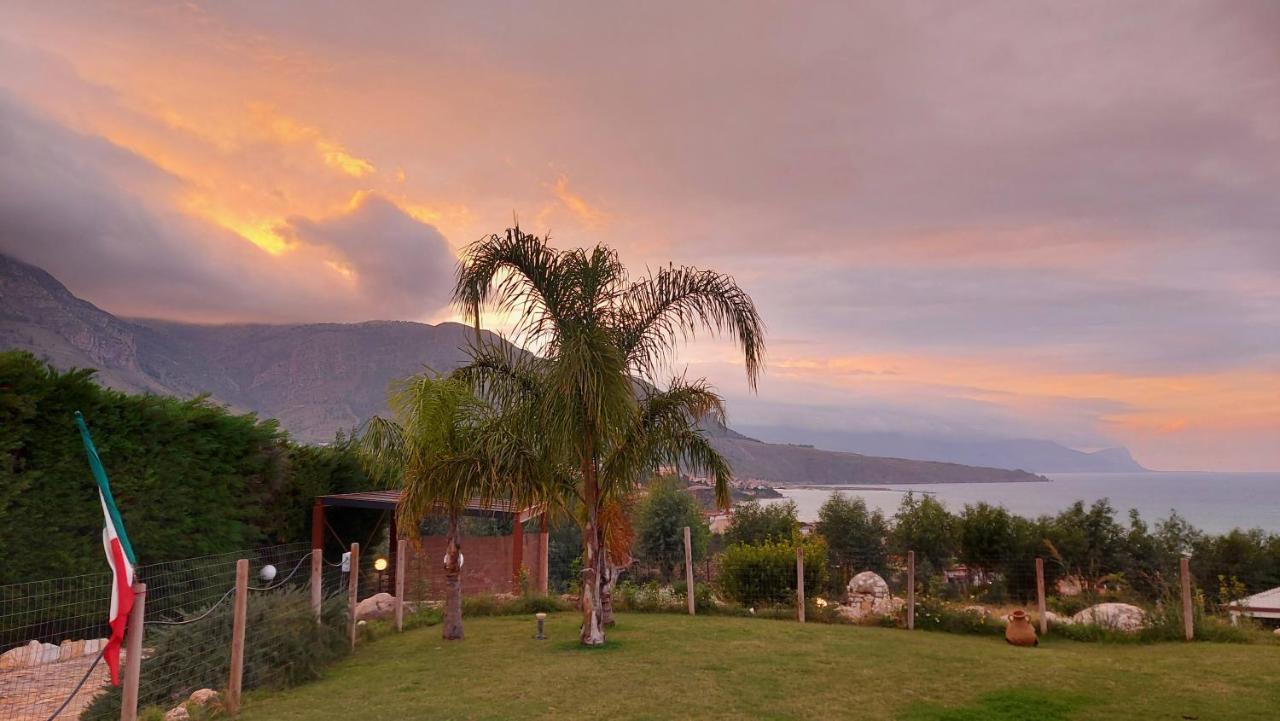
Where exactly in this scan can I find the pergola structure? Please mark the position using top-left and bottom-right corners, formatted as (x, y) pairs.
(312, 491), (549, 595)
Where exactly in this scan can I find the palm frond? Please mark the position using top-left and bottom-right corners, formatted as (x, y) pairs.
(618, 264), (765, 390)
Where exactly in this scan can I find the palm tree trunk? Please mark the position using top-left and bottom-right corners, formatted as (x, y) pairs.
(600, 554), (617, 627)
(443, 512), (464, 640)
(580, 460), (605, 645)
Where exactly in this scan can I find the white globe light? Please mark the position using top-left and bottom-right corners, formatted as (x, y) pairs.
(259, 564), (277, 582)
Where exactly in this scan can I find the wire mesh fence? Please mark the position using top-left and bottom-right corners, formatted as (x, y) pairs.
(1, 542), (354, 721)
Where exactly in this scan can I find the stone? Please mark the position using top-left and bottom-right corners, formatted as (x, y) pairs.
(83, 638), (102, 656)
(164, 705), (191, 721)
(59, 639), (87, 662)
(1071, 602), (1147, 632)
(0, 640), (41, 669)
(962, 605), (991, 619)
(189, 688), (220, 707)
(841, 571), (900, 620)
(36, 642), (61, 665)
(1043, 611), (1068, 626)
(355, 592), (397, 621)
(1273, 628), (1280, 637)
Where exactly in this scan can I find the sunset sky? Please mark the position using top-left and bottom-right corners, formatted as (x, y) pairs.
(1, 2), (1277, 471)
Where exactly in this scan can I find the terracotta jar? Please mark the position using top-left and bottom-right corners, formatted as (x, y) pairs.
(1005, 609), (1038, 647)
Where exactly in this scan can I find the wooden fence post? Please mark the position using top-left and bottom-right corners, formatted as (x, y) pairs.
(119, 582), (145, 721)
(226, 559), (248, 715)
(1181, 555), (1194, 642)
(796, 545), (806, 623)
(906, 550), (915, 630)
(683, 526), (695, 616)
(311, 548), (322, 624)
(1035, 557), (1047, 635)
(395, 538), (407, 632)
(348, 542), (360, 649)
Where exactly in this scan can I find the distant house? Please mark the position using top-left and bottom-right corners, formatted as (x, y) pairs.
(1227, 586), (1280, 623)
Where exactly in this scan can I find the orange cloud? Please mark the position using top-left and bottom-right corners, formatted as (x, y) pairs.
(551, 174), (608, 227)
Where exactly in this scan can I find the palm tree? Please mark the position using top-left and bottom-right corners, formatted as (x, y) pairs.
(357, 373), (544, 640)
(453, 226), (764, 644)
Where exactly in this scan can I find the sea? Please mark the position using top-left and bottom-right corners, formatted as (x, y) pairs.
(760, 472), (1280, 534)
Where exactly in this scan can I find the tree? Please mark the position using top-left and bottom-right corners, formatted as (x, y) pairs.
(725, 500), (798, 546)
(815, 493), (889, 591)
(453, 227), (764, 645)
(633, 476), (710, 582)
(357, 374), (540, 640)
(957, 502), (1014, 580)
(890, 492), (956, 579)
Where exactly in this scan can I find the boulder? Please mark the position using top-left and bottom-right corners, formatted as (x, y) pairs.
(842, 571), (900, 620)
(1071, 602), (1147, 632)
(83, 638), (103, 656)
(355, 592), (397, 621)
(164, 705), (190, 721)
(1273, 628), (1280, 637)
(1043, 611), (1068, 626)
(36, 642), (61, 665)
(189, 689), (220, 707)
(59, 639), (87, 662)
(0, 640), (41, 669)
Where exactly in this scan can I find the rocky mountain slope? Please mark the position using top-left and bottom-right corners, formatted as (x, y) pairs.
(1, 252), (1046, 485)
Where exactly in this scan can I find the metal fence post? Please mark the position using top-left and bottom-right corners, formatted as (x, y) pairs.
(906, 550), (915, 630)
(796, 545), (806, 624)
(227, 559), (249, 714)
(1180, 555), (1194, 641)
(1036, 557), (1047, 635)
(119, 582), (146, 721)
(311, 548), (323, 624)
(683, 526), (695, 616)
(348, 542), (360, 648)
(395, 538), (407, 632)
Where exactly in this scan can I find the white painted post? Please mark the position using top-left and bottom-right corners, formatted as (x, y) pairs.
(119, 582), (145, 721)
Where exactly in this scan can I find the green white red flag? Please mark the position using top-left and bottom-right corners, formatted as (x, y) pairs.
(75, 412), (138, 687)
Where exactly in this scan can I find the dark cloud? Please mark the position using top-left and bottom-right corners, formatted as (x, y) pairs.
(280, 192), (456, 318)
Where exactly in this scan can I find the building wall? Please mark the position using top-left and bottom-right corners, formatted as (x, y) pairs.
(402, 532), (547, 600)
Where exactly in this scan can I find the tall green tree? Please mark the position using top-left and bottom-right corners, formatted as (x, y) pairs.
(453, 227), (764, 644)
(890, 493), (956, 580)
(357, 374), (545, 640)
(725, 500), (799, 546)
(957, 502), (1014, 579)
(633, 476), (709, 582)
(815, 493), (889, 590)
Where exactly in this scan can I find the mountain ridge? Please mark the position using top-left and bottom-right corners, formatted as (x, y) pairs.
(1, 252), (1049, 486)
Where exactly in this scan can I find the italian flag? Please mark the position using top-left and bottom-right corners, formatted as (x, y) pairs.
(75, 412), (138, 687)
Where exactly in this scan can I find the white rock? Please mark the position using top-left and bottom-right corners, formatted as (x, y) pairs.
(355, 592), (397, 621)
(841, 571), (900, 620)
(0, 640), (41, 669)
(1071, 602), (1147, 632)
(59, 639), (87, 662)
(1272, 628), (1280, 637)
(83, 638), (101, 656)
(164, 705), (190, 721)
(188, 688), (220, 707)
(37, 642), (61, 665)
(962, 605), (991, 619)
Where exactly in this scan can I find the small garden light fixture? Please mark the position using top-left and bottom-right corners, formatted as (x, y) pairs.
(535, 612), (547, 640)
(259, 564), (277, 582)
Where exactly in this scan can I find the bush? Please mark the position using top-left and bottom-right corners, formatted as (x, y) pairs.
(912, 598), (1006, 637)
(81, 587), (348, 720)
(460, 594), (571, 618)
(717, 537), (828, 608)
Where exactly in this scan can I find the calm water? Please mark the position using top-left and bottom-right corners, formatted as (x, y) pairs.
(761, 472), (1280, 534)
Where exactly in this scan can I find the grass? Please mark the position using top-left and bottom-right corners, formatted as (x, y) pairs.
(239, 612), (1280, 721)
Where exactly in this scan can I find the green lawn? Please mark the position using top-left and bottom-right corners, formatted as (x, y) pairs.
(239, 613), (1280, 721)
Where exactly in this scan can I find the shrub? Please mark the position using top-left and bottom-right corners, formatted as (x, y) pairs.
(717, 537), (828, 608)
(81, 587), (348, 720)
